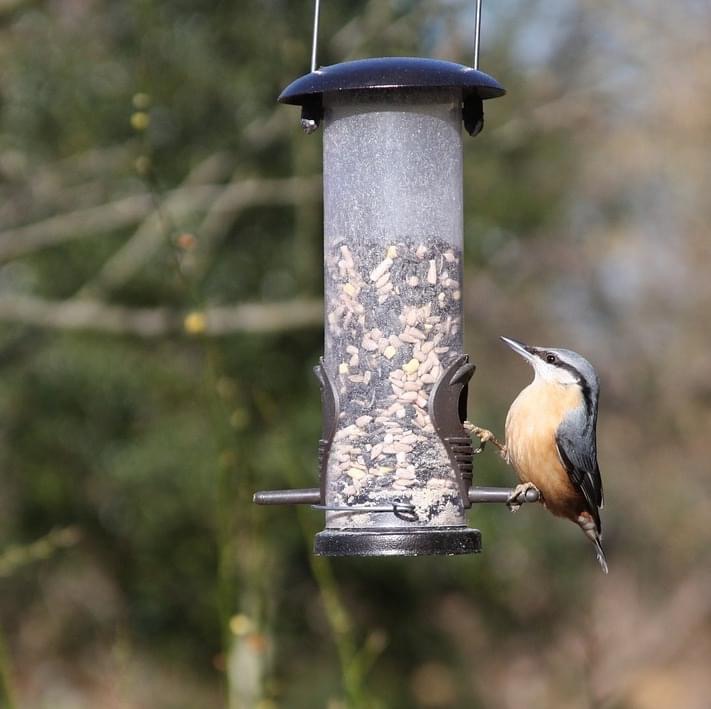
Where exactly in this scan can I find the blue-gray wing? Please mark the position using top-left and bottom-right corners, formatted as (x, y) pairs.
(555, 423), (604, 532)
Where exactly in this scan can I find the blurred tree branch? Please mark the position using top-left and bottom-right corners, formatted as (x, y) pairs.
(0, 175), (321, 267)
(0, 145), (133, 228)
(0, 294), (322, 336)
(77, 152), (234, 297)
(0, 526), (81, 578)
(188, 175), (322, 280)
(0, 191), (194, 263)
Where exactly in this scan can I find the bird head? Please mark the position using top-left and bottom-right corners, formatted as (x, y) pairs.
(500, 336), (599, 395)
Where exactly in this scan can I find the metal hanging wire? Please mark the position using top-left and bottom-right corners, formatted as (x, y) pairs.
(311, 0), (321, 72)
(309, 0), (484, 73)
(474, 0), (482, 69)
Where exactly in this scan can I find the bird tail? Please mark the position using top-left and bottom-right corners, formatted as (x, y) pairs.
(578, 513), (608, 574)
(591, 536), (608, 574)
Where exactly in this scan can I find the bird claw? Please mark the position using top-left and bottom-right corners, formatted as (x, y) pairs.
(473, 427), (495, 454)
(464, 422), (507, 457)
(506, 482), (541, 512)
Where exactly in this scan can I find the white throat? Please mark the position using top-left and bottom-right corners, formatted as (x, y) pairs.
(532, 361), (578, 386)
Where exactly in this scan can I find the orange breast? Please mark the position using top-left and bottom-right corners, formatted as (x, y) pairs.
(505, 380), (585, 520)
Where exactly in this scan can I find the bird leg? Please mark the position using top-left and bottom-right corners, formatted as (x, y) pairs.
(464, 422), (507, 459)
(506, 482), (541, 513)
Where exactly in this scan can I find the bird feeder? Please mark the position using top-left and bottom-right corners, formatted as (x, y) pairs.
(254, 2), (537, 556)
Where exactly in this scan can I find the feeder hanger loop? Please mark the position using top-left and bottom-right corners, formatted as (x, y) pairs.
(294, 0), (503, 136)
(310, 0), (486, 76)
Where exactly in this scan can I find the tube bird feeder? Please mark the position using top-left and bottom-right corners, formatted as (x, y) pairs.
(254, 5), (538, 556)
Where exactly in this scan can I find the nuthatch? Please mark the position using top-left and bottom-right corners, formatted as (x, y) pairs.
(471, 336), (607, 573)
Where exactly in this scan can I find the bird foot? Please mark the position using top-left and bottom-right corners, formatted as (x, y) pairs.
(464, 422), (507, 458)
(506, 482), (541, 513)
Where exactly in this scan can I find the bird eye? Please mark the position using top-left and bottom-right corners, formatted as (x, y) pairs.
(545, 353), (557, 364)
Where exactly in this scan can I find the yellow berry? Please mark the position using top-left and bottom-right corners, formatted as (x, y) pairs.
(130, 111), (150, 131)
(184, 311), (206, 335)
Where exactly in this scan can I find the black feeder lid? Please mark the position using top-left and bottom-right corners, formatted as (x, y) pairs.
(279, 57), (506, 136)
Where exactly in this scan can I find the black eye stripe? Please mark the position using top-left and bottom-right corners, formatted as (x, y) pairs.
(553, 359), (594, 416)
(535, 349), (596, 415)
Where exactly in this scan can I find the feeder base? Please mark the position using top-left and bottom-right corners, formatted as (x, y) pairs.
(314, 526), (481, 557)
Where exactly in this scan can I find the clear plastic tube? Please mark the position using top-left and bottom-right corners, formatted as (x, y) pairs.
(322, 89), (467, 530)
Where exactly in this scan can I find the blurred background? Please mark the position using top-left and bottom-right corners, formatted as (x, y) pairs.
(0, 0), (709, 707)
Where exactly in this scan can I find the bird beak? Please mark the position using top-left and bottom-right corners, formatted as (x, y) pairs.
(500, 336), (536, 364)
